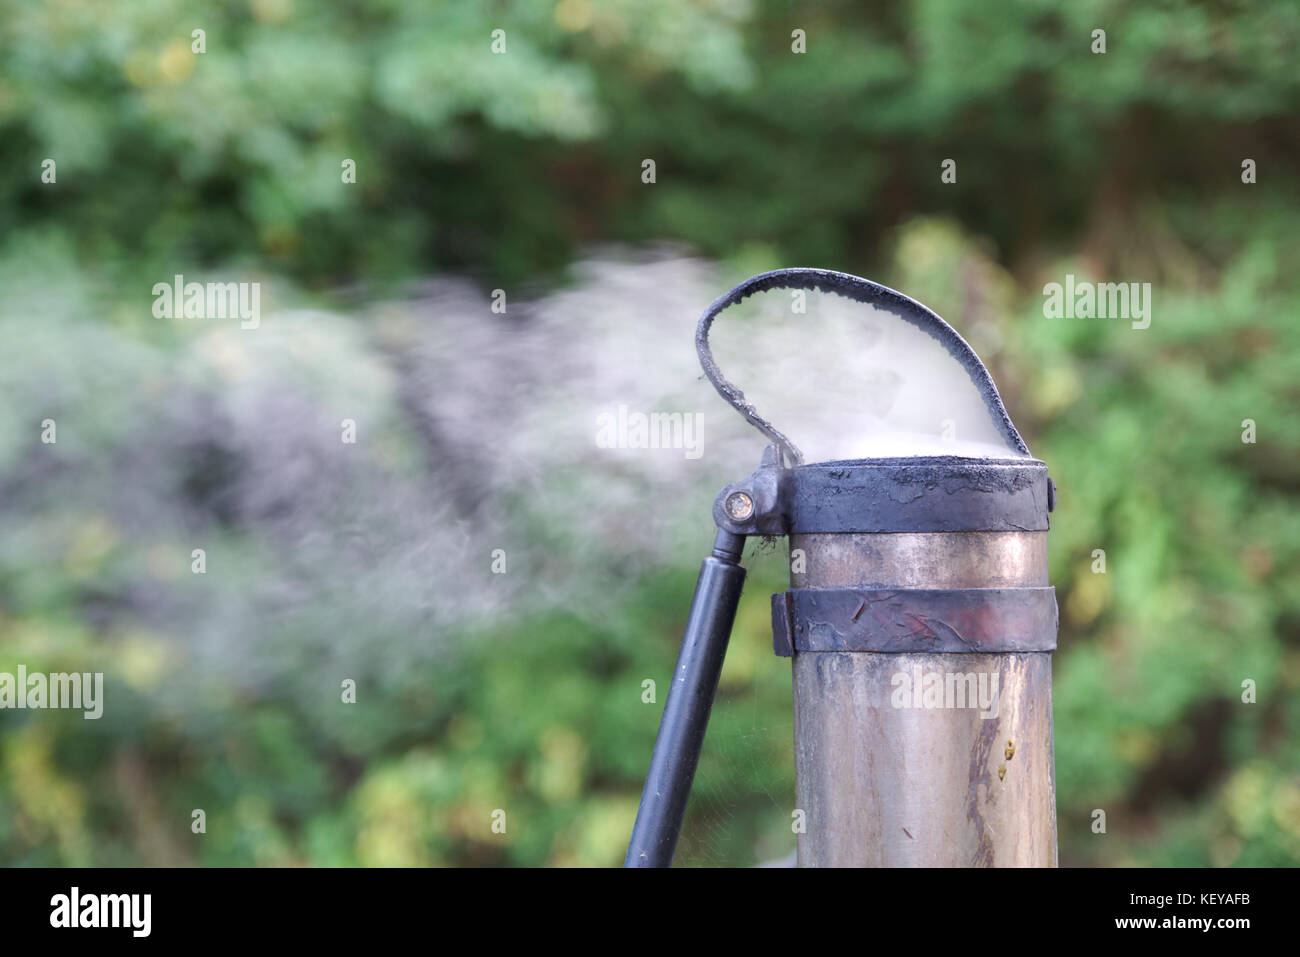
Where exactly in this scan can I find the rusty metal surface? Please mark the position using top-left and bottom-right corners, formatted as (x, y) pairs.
(793, 651), (1058, 867)
(779, 586), (1058, 654)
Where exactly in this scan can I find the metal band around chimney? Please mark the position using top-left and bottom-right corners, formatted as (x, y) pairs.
(771, 587), (1058, 656)
(787, 457), (1052, 534)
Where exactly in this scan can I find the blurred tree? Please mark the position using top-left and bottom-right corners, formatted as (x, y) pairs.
(0, 0), (1296, 868)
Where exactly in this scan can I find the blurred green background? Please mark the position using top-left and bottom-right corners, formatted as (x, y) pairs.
(1, 0), (1298, 866)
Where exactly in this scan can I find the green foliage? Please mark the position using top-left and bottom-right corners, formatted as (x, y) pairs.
(1, 0), (1297, 866)
(4, 1), (1298, 283)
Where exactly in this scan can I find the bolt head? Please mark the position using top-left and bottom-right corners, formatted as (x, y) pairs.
(724, 491), (755, 521)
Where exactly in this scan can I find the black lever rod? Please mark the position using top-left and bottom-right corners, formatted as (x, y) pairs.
(625, 528), (747, 867)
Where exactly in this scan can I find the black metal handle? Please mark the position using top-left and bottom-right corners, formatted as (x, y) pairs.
(625, 529), (747, 867)
(693, 267), (1032, 466)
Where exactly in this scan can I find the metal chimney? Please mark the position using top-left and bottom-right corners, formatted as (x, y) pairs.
(627, 268), (1058, 868)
